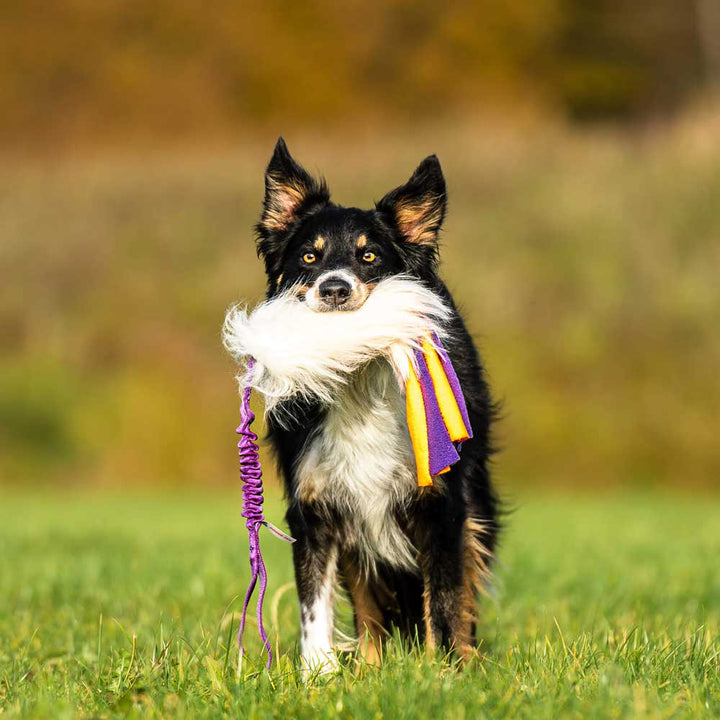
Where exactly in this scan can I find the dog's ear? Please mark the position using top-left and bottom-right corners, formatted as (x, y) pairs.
(376, 155), (446, 249)
(256, 138), (329, 238)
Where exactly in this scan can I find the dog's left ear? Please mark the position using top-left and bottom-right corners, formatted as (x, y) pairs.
(376, 155), (447, 249)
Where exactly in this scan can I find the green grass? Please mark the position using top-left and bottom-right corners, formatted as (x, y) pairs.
(1, 490), (718, 719)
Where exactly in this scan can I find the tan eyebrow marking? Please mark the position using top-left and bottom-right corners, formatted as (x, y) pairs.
(314, 236), (325, 252)
(357, 235), (367, 249)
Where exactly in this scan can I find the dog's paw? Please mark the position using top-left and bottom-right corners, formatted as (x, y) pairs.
(300, 648), (340, 680)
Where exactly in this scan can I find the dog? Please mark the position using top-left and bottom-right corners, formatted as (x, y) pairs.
(251, 138), (500, 670)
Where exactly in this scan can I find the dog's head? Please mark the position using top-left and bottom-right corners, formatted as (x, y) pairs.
(255, 138), (446, 311)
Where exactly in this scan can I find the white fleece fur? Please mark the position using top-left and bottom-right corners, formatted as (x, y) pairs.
(222, 276), (450, 412)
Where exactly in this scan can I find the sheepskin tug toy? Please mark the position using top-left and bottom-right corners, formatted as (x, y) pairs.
(224, 276), (473, 669)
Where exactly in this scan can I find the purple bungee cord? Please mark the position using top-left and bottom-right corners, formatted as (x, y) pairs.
(236, 357), (272, 668)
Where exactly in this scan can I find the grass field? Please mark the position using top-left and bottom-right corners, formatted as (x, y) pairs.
(1, 489), (718, 719)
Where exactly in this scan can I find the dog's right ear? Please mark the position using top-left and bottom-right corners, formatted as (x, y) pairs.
(256, 138), (329, 238)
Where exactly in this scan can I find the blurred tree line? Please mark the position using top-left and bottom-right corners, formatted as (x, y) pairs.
(1, 0), (718, 149)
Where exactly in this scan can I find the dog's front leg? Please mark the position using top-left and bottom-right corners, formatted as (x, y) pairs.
(297, 543), (338, 675)
(417, 496), (476, 663)
(288, 505), (339, 675)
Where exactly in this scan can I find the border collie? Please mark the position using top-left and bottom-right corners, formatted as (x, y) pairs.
(240, 138), (499, 670)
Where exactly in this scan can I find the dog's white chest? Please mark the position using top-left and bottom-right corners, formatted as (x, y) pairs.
(296, 360), (418, 571)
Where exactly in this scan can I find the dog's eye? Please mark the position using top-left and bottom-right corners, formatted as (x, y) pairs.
(302, 252), (316, 264)
(362, 251), (377, 263)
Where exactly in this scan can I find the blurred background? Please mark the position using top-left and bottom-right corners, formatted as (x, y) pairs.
(1, 0), (719, 492)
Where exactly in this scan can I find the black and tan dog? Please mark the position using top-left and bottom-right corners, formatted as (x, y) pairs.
(252, 138), (500, 670)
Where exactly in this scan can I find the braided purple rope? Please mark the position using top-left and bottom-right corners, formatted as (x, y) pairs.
(236, 357), (272, 669)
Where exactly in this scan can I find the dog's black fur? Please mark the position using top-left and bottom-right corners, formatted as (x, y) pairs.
(254, 138), (499, 664)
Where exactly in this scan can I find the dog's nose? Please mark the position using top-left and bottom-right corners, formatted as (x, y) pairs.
(318, 277), (352, 305)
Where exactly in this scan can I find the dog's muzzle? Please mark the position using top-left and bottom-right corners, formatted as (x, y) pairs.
(305, 271), (370, 312)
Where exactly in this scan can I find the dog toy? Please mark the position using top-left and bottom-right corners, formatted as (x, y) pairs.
(406, 333), (473, 487)
(235, 357), (294, 670)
